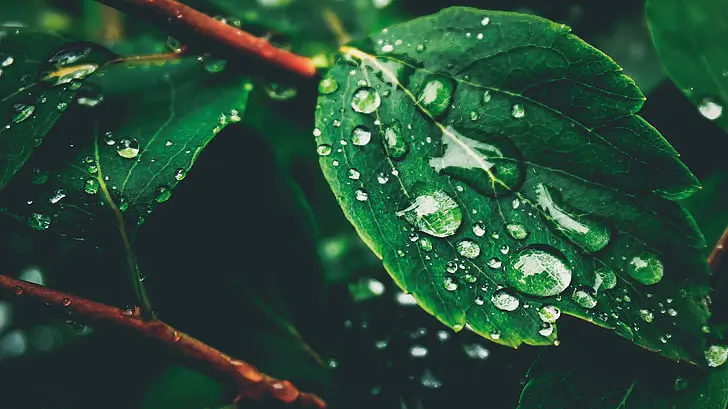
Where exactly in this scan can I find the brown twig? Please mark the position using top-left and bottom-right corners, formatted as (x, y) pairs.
(95, 0), (317, 78)
(709, 225), (728, 272)
(0, 275), (326, 409)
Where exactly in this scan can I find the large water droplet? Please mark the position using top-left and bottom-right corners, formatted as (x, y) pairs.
(430, 126), (525, 197)
(698, 97), (723, 120)
(117, 138), (140, 159)
(10, 103), (35, 124)
(535, 183), (611, 252)
(705, 345), (728, 367)
(355, 189), (369, 201)
(572, 286), (598, 309)
(443, 276), (459, 291)
(492, 289), (519, 311)
(396, 188), (462, 238)
(506, 223), (528, 240)
(627, 253), (663, 285)
(317, 144), (332, 156)
(351, 87), (381, 114)
(351, 126), (372, 146)
(416, 75), (453, 119)
(319, 77), (339, 94)
(456, 239), (481, 259)
(505, 247), (572, 297)
(382, 121), (408, 160)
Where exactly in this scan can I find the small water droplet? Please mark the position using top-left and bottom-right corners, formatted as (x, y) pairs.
(416, 75), (454, 119)
(698, 97), (723, 120)
(487, 258), (502, 269)
(202, 57), (227, 73)
(506, 247), (572, 297)
(538, 323), (554, 337)
(317, 144), (332, 156)
(351, 126), (372, 146)
(443, 276), (458, 291)
(83, 178), (99, 195)
(10, 103), (35, 124)
(117, 138), (140, 159)
(627, 252), (663, 285)
(382, 121), (409, 159)
(639, 309), (654, 323)
(355, 188), (369, 201)
(456, 239), (481, 259)
(418, 237), (433, 252)
(174, 168), (187, 181)
(594, 266), (617, 291)
(492, 289), (519, 311)
(396, 188), (462, 238)
(481, 17), (491, 26)
(482, 90), (492, 103)
(572, 286), (598, 309)
(27, 213), (51, 231)
(351, 87), (381, 114)
(155, 186), (172, 203)
(470, 111), (480, 121)
(49, 189), (67, 204)
(473, 221), (486, 237)
(0, 54), (13, 67)
(376, 172), (389, 184)
(445, 261), (458, 274)
(538, 305), (561, 323)
(319, 77), (339, 94)
(347, 168), (361, 180)
(505, 223), (528, 240)
(511, 104), (525, 118)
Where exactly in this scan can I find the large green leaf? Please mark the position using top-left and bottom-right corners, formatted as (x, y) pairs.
(647, 0), (728, 133)
(314, 6), (711, 363)
(0, 30), (113, 192)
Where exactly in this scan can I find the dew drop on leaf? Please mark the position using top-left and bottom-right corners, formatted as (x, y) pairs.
(418, 237), (433, 252)
(505, 223), (528, 240)
(396, 188), (462, 238)
(10, 103), (35, 124)
(639, 309), (655, 323)
(482, 90), (492, 103)
(0, 54), (13, 67)
(538, 323), (554, 337)
(382, 121), (408, 159)
(317, 144), (332, 156)
(572, 286), (598, 309)
(505, 247), (572, 297)
(492, 289), (519, 311)
(376, 172), (389, 184)
(511, 104), (525, 118)
(351, 87), (381, 114)
(627, 252), (664, 285)
(445, 261), (458, 274)
(594, 266), (617, 291)
(473, 221), (486, 237)
(83, 178), (99, 195)
(481, 16), (491, 26)
(535, 183), (611, 252)
(174, 168), (187, 181)
(27, 213), (51, 231)
(49, 189), (67, 204)
(348, 168), (361, 180)
(116, 138), (140, 159)
(319, 77), (339, 94)
(487, 258), (502, 269)
(351, 126), (372, 146)
(456, 239), (481, 259)
(698, 97), (723, 120)
(355, 188), (369, 201)
(155, 186), (172, 203)
(416, 74), (454, 119)
(705, 345), (728, 367)
(538, 305), (561, 323)
(443, 276), (459, 291)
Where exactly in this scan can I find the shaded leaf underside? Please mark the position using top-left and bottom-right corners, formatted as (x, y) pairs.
(315, 7), (711, 363)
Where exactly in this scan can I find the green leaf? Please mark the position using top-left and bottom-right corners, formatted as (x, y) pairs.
(140, 366), (226, 409)
(647, 0), (728, 132)
(0, 57), (251, 239)
(314, 7), (711, 362)
(0, 30), (113, 192)
(517, 333), (728, 409)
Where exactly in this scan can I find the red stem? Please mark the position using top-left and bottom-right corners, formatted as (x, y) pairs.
(709, 225), (728, 272)
(0, 275), (326, 408)
(95, 0), (317, 78)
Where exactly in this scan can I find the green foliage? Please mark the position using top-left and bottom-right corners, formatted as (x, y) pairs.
(315, 6), (710, 363)
(647, 0), (728, 132)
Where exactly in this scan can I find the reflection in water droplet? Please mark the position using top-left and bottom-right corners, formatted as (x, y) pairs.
(174, 168), (187, 181)
(698, 97), (723, 120)
(572, 286), (597, 309)
(319, 77), (339, 94)
(639, 309), (654, 323)
(83, 178), (99, 195)
(488, 258), (502, 269)
(705, 345), (728, 367)
(535, 183), (611, 252)
(456, 239), (481, 259)
(355, 189), (369, 201)
(155, 186), (172, 203)
(317, 144), (332, 156)
(117, 138), (140, 159)
(506, 247), (572, 297)
(351, 126), (372, 146)
(473, 221), (486, 237)
(444, 276), (458, 291)
(506, 223), (528, 240)
(492, 289), (519, 311)
(418, 237), (433, 252)
(538, 323), (554, 337)
(416, 75), (454, 119)
(511, 104), (525, 118)
(382, 121), (408, 159)
(396, 189), (462, 238)
(351, 87), (381, 114)
(10, 103), (35, 124)
(593, 266), (617, 291)
(627, 252), (663, 285)
(538, 305), (561, 323)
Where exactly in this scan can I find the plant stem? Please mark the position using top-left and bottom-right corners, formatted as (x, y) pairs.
(709, 225), (728, 272)
(95, 0), (317, 78)
(0, 275), (326, 408)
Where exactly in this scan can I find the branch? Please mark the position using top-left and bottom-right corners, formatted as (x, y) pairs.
(0, 275), (326, 409)
(709, 225), (728, 272)
(95, 0), (317, 79)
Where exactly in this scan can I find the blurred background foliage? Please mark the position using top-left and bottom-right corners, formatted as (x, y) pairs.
(0, 1), (727, 408)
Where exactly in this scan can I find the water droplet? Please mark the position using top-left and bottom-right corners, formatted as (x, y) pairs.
(396, 188), (462, 238)
(202, 57), (227, 73)
(376, 172), (389, 184)
(538, 305), (561, 323)
(416, 75), (454, 119)
(594, 266), (617, 291)
(347, 168), (361, 180)
(445, 261), (458, 274)
(535, 183), (611, 252)
(492, 289), (519, 311)
(117, 138), (140, 159)
(355, 188), (369, 201)
(538, 323), (554, 337)
(174, 168), (187, 181)
(265, 83), (297, 100)
(627, 253), (663, 285)
(351, 126), (372, 146)
(470, 111), (480, 121)
(444, 276), (458, 291)
(473, 221), (486, 237)
(420, 369), (442, 388)
(499, 244), (510, 255)
(506, 223), (528, 240)
(410, 344), (428, 358)
(83, 178), (99, 195)
(572, 286), (598, 309)
(56, 102), (68, 112)
(505, 247), (572, 297)
(49, 189), (67, 204)
(27, 213), (51, 231)
(319, 77), (339, 94)
(62, 298), (72, 307)
(698, 97), (723, 120)
(10, 103), (35, 124)
(418, 237), (433, 252)
(382, 121), (408, 159)
(166, 36), (182, 53)
(705, 345), (728, 367)
(511, 104), (525, 118)
(674, 377), (689, 391)
(351, 87), (381, 114)
(483, 90), (492, 103)
(481, 17), (491, 26)
(462, 343), (489, 359)
(474, 295), (485, 305)
(639, 309), (654, 323)
(317, 144), (332, 156)
(488, 258), (502, 269)
(456, 239), (481, 259)
(155, 186), (172, 203)
(0, 54), (13, 67)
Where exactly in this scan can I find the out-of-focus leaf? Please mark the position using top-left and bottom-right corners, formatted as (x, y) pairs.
(140, 366), (226, 409)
